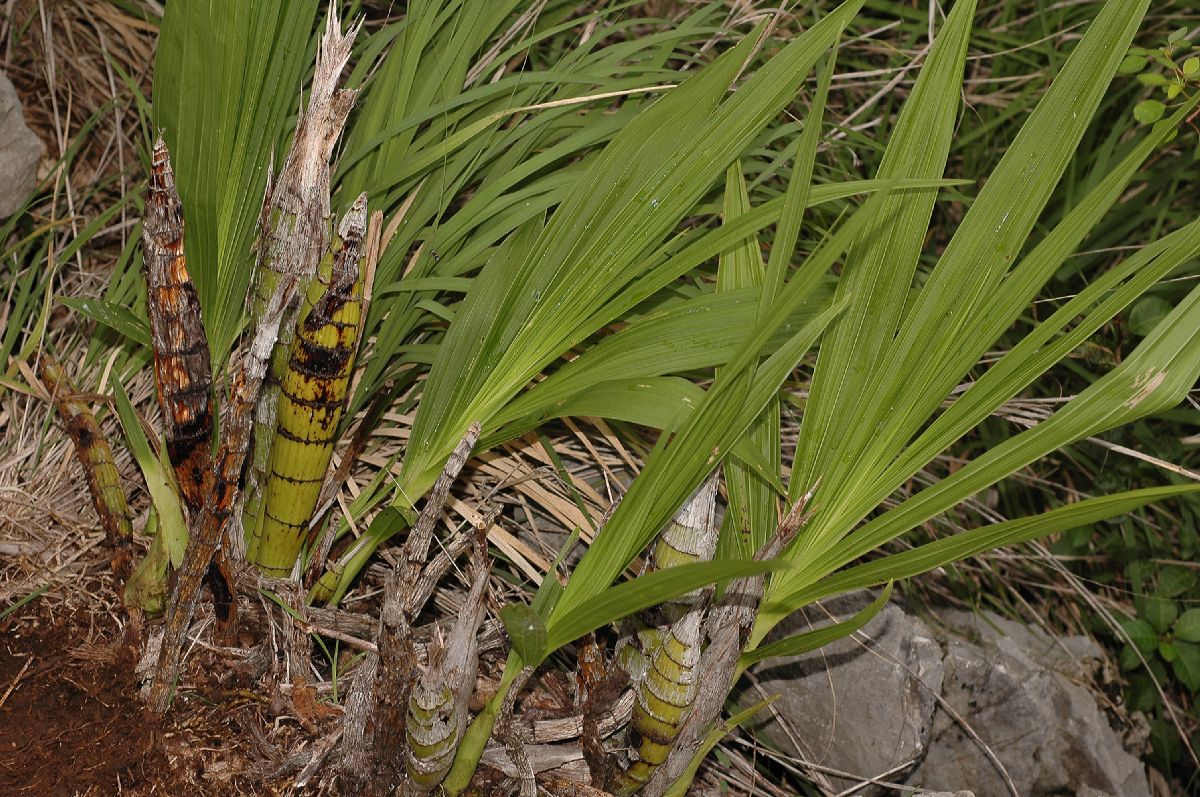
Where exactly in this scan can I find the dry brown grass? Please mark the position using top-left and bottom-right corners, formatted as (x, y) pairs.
(1, 0), (157, 618)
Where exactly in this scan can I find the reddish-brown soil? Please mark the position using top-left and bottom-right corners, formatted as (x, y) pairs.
(0, 605), (296, 797)
(0, 609), (163, 795)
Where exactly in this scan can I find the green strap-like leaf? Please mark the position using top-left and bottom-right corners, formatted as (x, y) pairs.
(742, 582), (893, 667)
(718, 163), (783, 560)
(551, 182), (888, 624)
(111, 375), (188, 567)
(764, 0), (1160, 632)
(788, 0), (974, 517)
(774, 485), (1200, 616)
(154, 0), (320, 360)
(543, 559), (781, 660)
(779, 218), (1200, 603)
(400, 0), (867, 503)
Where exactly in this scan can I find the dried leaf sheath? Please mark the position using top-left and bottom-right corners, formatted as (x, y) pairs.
(339, 426), (481, 793)
(609, 475), (718, 794)
(38, 357), (134, 581)
(405, 532), (490, 794)
(148, 273), (302, 711)
(142, 137), (213, 515)
(142, 138), (236, 630)
(242, 14), (360, 554)
(637, 496), (817, 797)
(252, 195), (368, 576)
(616, 474), (719, 683)
(648, 471), (720, 605)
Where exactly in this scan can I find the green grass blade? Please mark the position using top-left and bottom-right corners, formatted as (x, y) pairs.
(768, 289), (1200, 637)
(779, 217), (1200, 606)
(762, 50), (836, 312)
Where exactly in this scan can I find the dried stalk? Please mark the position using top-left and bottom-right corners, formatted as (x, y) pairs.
(402, 423), (482, 614)
(235, 569), (508, 658)
(147, 271), (301, 711)
(337, 652), (378, 785)
(276, 576), (315, 695)
(339, 424), (481, 794)
(404, 529), (490, 794)
(243, 10), (360, 559)
(496, 665), (537, 797)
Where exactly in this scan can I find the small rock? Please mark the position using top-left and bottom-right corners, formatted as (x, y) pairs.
(0, 70), (44, 219)
(743, 592), (945, 795)
(1076, 788), (1116, 797)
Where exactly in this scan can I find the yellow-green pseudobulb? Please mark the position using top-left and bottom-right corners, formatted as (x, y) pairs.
(613, 610), (704, 796)
(252, 194), (367, 577)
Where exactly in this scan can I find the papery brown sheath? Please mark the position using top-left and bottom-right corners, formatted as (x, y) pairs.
(142, 137), (235, 627)
(148, 275), (300, 711)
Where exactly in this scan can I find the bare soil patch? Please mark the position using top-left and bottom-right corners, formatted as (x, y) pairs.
(0, 606), (292, 797)
(0, 608), (162, 795)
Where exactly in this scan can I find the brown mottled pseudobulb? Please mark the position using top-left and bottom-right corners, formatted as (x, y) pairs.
(142, 137), (236, 631)
(142, 137), (213, 515)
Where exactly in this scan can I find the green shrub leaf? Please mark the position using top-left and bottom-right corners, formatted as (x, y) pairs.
(1141, 596), (1179, 633)
(1174, 609), (1200, 642)
(1133, 99), (1167, 123)
(1129, 295), (1174, 336)
(1156, 565), (1198, 598)
(1121, 617), (1160, 654)
(1172, 641), (1200, 691)
(1118, 54), (1147, 73)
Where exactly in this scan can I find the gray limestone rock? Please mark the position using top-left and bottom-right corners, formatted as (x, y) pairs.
(744, 598), (1151, 797)
(0, 71), (43, 219)
(744, 592), (945, 795)
(907, 610), (1150, 797)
